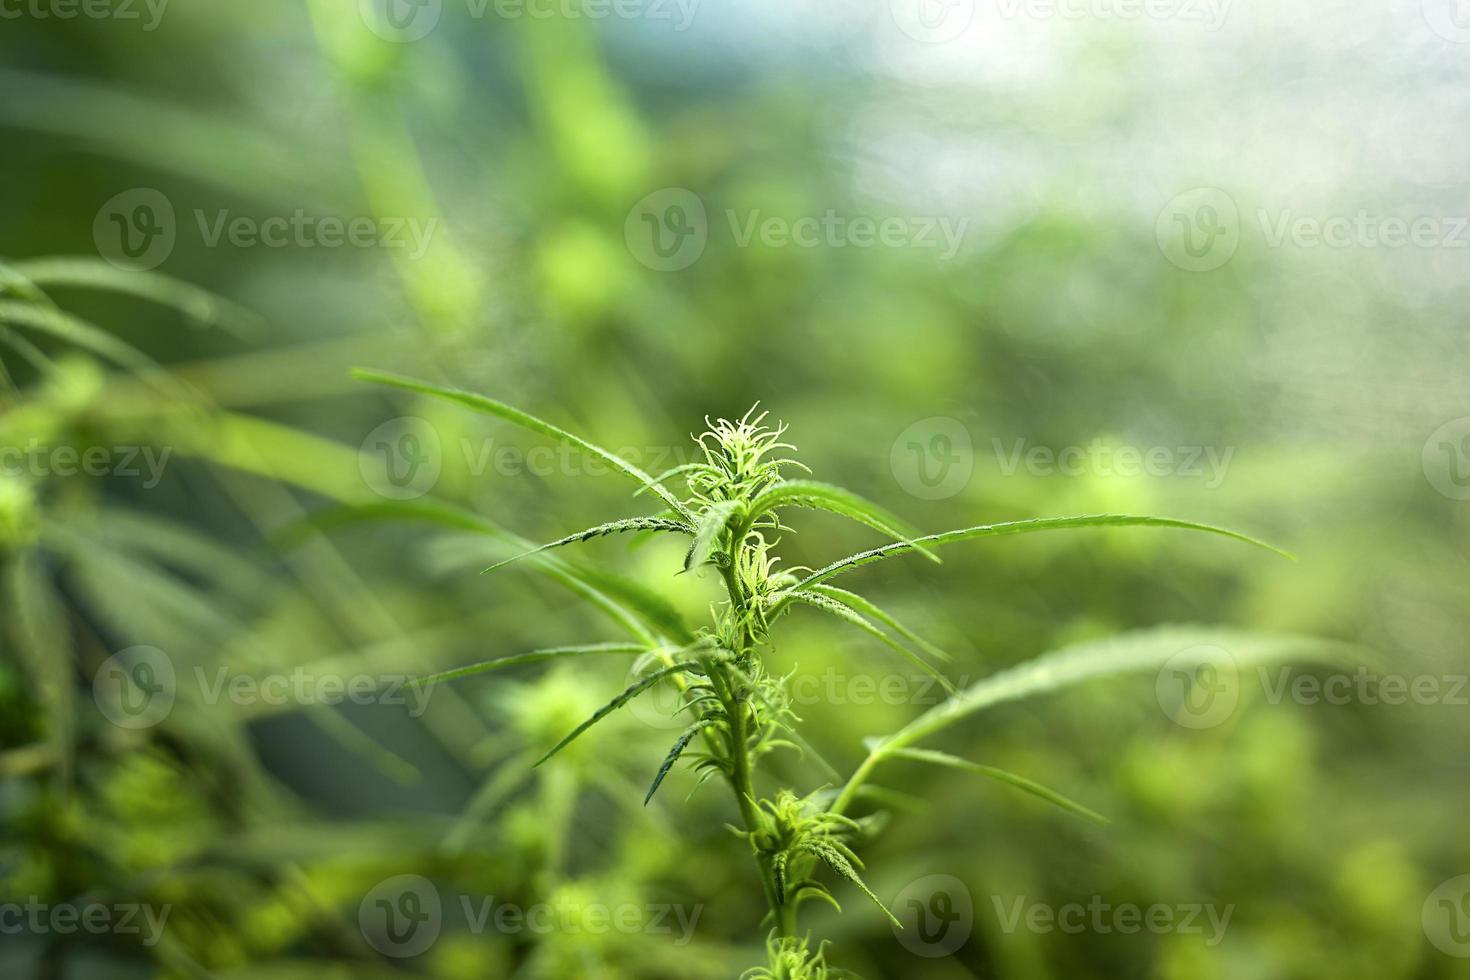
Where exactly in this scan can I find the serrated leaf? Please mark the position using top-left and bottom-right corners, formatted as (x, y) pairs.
(352, 369), (693, 520)
(807, 584), (952, 663)
(889, 747), (1108, 824)
(633, 462), (711, 498)
(891, 626), (1348, 750)
(409, 644), (650, 688)
(684, 499), (741, 572)
(485, 517), (692, 573)
(749, 480), (938, 562)
(533, 661), (702, 767)
(644, 719), (720, 805)
(792, 514), (1294, 594)
(803, 840), (900, 928)
(787, 590), (956, 696)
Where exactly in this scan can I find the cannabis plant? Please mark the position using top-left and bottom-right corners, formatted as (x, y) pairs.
(356, 370), (1312, 977)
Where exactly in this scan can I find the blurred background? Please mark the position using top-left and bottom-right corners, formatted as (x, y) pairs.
(2, 1), (1469, 977)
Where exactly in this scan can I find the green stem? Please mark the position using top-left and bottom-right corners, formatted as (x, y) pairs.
(717, 546), (793, 939)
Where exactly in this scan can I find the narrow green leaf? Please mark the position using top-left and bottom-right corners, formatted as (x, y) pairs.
(889, 747), (1109, 824)
(352, 369), (693, 520)
(807, 584), (952, 663)
(787, 591), (956, 695)
(804, 840), (900, 928)
(644, 719), (719, 805)
(270, 499), (495, 550)
(11, 257), (267, 339)
(0, 299), (157, 373)
(409, 644), (650, 688)
(684, 499), (741, 573)
(891, 626), (1349, 751)
(793, 514), (1295, 593)
(533, 661), (701, 767)
(4, 554), (74, 787)
(485, 517), (692, 573)
(633, 462), (711, 497)
(749, 480), (939, 562)
(570, 563), (697, 645)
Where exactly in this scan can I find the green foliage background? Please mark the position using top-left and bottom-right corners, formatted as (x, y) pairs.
(2, 3), (1467, 977)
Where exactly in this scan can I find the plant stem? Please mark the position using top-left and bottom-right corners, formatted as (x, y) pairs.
(717, 544), (793, 939)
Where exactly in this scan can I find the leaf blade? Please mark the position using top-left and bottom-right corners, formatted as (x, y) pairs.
(749, 479), (938, 562)
(794, 514), (1294, 592)
(409, 644), (650, 689)
(352, 369), (693, 520)
(485, 517), (692, 573)
(889, 747), (1109, 825)
(533, 660), (702, 767)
